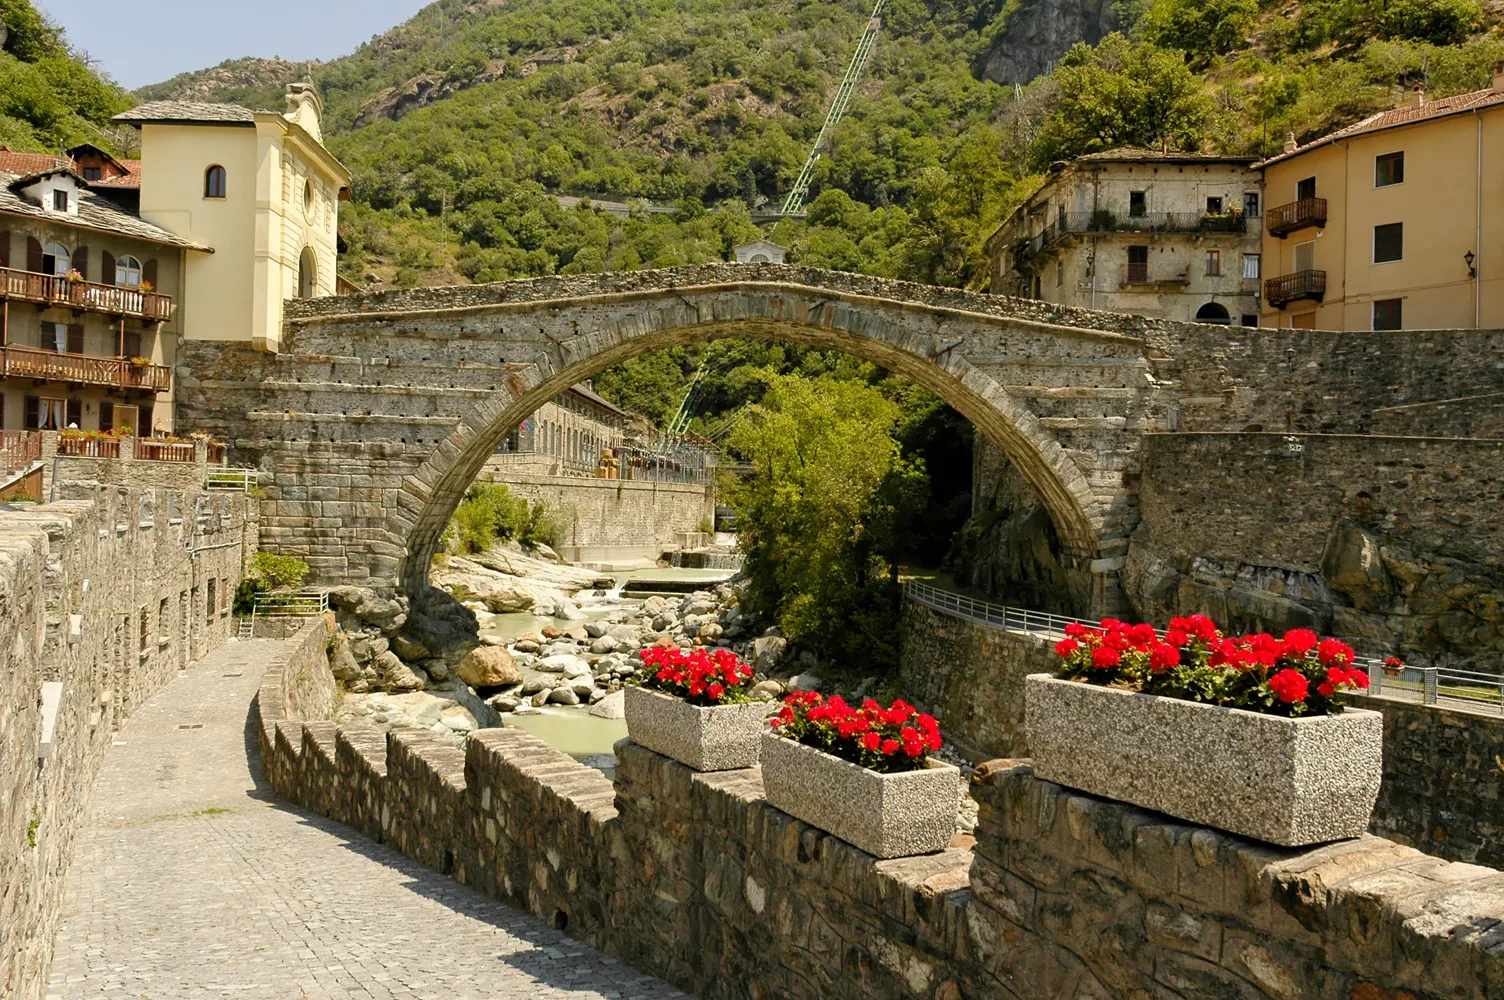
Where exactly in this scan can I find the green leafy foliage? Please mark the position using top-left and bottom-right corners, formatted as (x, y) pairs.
(723, 375), (935, 672)
(0, 0), (130, 152)
(1136, 0), (1259, 64)
(444, 481), (565, 553)
(248, 552), (311, 588)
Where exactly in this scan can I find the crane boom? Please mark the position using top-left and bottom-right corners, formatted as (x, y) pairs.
(779, 0), (888, 216)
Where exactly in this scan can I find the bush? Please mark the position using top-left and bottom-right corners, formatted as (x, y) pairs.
(445, 481), (564, 553)
(247, 551), (309, 589)
(1138, 0), (1259, 64)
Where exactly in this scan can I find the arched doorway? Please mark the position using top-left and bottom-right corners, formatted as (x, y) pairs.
(1195, 302), (1231, 325)
(297, 247), (316, 298)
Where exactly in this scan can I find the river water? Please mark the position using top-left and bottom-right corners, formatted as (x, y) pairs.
(482, 565), (736, 770)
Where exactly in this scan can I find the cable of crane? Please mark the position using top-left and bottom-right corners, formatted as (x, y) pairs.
(779, 0), (888, 217)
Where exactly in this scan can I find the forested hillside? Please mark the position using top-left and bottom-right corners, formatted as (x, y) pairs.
(0, 0), (131, 153)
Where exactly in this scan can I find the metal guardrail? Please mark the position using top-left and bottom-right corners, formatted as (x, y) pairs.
(251, 591), (328, 618)
(904, 580), (1504, 714)
(205, 468), (258, 492)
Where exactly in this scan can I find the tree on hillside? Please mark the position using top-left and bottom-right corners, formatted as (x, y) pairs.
(1300, 0), (1483, 48)
(724, 374), (929, 672)
(1028, 33), (1215, 168)
(1135, 0), (1260, 65)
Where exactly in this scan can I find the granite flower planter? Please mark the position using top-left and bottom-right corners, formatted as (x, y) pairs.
(760, 732), (960, 859)
(623, 686), (772, 771)
(1025, 674), (1383, 847)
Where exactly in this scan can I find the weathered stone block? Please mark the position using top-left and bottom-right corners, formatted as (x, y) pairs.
(1026, 675), (1382, 847)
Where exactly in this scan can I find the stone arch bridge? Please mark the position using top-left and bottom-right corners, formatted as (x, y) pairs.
(177, 263), (1178, 610)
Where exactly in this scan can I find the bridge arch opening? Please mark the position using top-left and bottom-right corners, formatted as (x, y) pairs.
(392, 315), (1104, 606)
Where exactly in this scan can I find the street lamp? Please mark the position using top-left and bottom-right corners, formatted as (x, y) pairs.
(1465, 250), (1477, 278)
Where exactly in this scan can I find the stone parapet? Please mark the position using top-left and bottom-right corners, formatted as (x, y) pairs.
(257, 633), (1504, 999)
(0, 486), (249, 1000)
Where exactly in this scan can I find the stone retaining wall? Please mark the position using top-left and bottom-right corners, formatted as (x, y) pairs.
(475, 464), (713, 560)
(257, 632), (1504, 999)
(899, 596), (1051, 760)
(0, 487), (249, 1000)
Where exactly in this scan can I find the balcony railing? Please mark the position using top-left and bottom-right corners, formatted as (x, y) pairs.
(0, 266), (173, 322)
(1120, 262), (1190, 286)
(1013, 210), (1249, 261)
(135, 438), (195, 462)
(1, 430), (41, 475)
(56, 434), (120, 458)
(0, 345), (171, 392)
(1264, 270), (1327, 308)
(1266, 198), (1327, 238)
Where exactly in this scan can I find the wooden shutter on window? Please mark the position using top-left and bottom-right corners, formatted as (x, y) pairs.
(23, 396), (38, 430)
(73, 246), (89, 280)
(124, 330), (141, 358)
(66, 324), (83, 354)
(66, 399), (81, 428)
(0, 231), (9, 268)
(101, 251), (116, 286)
(143, 258), (157, 287)
(27, 237), (42, 273)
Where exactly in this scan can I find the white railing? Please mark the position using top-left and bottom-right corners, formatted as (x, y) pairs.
(205, 468), (258, 492)
(251, 590), (328, 618)
(904, 580), (1504, 714)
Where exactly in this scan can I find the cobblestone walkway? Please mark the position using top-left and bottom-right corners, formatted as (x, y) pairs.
(47, 641), (688, 1000)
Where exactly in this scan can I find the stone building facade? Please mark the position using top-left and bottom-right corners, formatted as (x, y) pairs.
(992, 150), (1264, 326)
(490, 383), (632, 475)
(0, 486), (250, 1000)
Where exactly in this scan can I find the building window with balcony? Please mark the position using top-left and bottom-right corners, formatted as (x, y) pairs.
(1374, 222), (1404, 263)
(1129, 191), (1146, 217)
(1375, 152), (1404, 188)
(24, 396), (71, 430)
(1127, 245), (1149, 283)
(204, 165), (227, 199)
(1243, 253), (1261, 279)
(1205, 249), (1222, 276)
(1206, 196), (1223, 215)
(42, 242), (70, 275)
(1373, 298), (1403, 330)
(1297, 177), (1316, 200)
(115, 255), (142, 287)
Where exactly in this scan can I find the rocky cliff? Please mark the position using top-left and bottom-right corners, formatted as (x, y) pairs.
(980, 0), (1118, 86)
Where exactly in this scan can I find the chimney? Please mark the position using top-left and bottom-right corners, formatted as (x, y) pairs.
(1411, 82), (1426, 109)
(1493, 61), (1504, 93)
(1283, 132), (1298, 155)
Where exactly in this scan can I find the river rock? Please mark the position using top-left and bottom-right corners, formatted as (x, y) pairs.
(590, 689), (626, 719)
(751, 635), (787, 671)
(571, 679), (596, 696)
(439, 705), (478, 734)
(330, 640), (361, 681)
(548, 686), (581, 705)
(554, 598), (587, 622)
(788, 673), (823, 692)
(585, 621), (610, 638)
(698, 622), (724, 642)
(513, 638), (541, 653)
(374, 651), (427, 691)
(542, 626), (561, 639)
(590, 635), (620, 654)
(422, 658), (451, 682)
(652, 614), (677, 632)
(751, 679), (784, 701)
(328, 586), (408, 630)
(513, 703), (541, 716)
(540, 653), (591, 677)
(520, 676), (552, 695)
(458, 645), (521, 687)
(486, 693), (521, 713)
(642, 596), (668, 616)
(387, 632), (431, 662)
(531, 690), (551, 707)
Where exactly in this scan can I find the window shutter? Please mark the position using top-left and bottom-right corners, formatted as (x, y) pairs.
(66, 324), (84, 354)
(66, 399), (81, 428)
(124, 330), (141, 358)
(73, 246), (89, 280)
(102, 251), (116, 286)
(100, 404), (113, 433)
(0, 231), (9, 268)
(23, 395), (38, 430)
(27, 237), (42, 273)
(143, 258), (157, 287)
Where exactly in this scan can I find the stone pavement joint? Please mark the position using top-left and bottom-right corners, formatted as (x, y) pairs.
(46, 640), (689, 1000)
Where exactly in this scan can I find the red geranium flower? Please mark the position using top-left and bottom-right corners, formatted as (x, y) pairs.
(1091, 646), (1120, 669)
(1269, 668), (1309, 704)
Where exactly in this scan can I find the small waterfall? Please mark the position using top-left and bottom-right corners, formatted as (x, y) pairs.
(668, 550), (744, 570)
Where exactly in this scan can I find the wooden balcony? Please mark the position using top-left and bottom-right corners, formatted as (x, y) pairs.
(0, 345), (171, 392)
(1264, 270), (1327, 308)
(0, 267), (173, 322)
(1267, 198), (1328, 238)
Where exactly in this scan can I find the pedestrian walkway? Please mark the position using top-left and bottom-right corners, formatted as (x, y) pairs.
(46, 640), (688, 1000)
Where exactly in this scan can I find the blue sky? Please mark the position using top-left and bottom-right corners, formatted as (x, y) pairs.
(39, 0), (425, 89)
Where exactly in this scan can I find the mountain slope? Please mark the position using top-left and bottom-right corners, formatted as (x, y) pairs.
(0, 0), (132, 153)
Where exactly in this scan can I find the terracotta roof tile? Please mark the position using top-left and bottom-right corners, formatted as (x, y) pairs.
(0, 167), (211, 251)
(0, 148), (70, 176)
(92, 158), (142, 188)
(1260, 88), (1504, 167)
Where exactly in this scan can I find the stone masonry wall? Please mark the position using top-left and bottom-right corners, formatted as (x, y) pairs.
(1355, 693), (1504, 869)
(258, 633), (1504, 999)
(0, 487), (248, 1000)
(1128, 432), (1504, 667)
(899, 596), (1052, 760)
(475, 463), (714, 558)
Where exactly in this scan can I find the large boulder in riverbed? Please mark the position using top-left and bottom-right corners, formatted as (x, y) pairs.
(374, 650), (427, 691)
(590, 689), (626, 719)
(458, 645), (521, 687)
